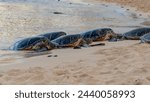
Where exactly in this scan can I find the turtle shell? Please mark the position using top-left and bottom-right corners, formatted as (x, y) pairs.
(10, 36), (55, 51)
(123, 27), (150, 40)
(140, 33), (150, 43)
(81, 28), (115, 41)
(52, 34), (82, 47)
(39, 31), (66, 41)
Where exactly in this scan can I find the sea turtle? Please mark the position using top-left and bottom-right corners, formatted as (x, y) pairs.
(10, 36), (55, 51)
(117, 27), (150, 40)
(140, 33), (150, 43)
(51, 34), (86, 48)
(81, 28), (116, 43)
(38, 31), (66, 41)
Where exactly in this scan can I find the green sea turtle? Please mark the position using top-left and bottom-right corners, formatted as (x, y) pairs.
(140, 33), (150, 43)
(38, 31), (66, 41)
(51, 34), (86, 48)
(10, 36), (55, 51)
(117, 27), (150, 40)
(81, 28), (116, 43)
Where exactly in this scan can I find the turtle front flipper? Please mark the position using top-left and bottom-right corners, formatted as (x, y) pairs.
(32, 40), (56, 52)
(32, 42), (48, 52)
(73, 39), (90, 49)
(70, 38), (84, 49)
(74, 38), (91, 47)
(81, 39), (92, 47)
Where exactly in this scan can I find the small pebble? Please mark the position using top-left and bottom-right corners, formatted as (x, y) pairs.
(48, 55), (52, 57)
(48, 55), (58, 57)
(53, 12), (63, 14)
(54, 55), (58, 57)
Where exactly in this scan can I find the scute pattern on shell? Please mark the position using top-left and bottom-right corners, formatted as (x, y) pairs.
(52, 34), (82, 47)
(38, 31), (67, 41)
(140, 33), (150, 43)
(10, 36), (51, 51)
(123, 27), (150, 40)
(81, 28), (115, 41)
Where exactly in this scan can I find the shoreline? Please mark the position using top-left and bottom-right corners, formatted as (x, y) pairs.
(81, 0), (150, 18)
(100, 0), (150, 15)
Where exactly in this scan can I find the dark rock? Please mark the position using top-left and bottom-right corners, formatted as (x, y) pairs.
(53, 12), (64, 14)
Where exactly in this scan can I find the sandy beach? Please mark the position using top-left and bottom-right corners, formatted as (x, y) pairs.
(0, 0), (150, 85)
(101, 0), (150, 13)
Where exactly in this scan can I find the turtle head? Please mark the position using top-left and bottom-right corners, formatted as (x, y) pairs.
(108, 33), (124, 42)
(101, 28), (124, 41)
(32, 39), (55, 51)
(116, 33), (124, 39)
(101, 28), (116, 40)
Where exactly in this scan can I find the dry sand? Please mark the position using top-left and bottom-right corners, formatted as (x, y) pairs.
(1, 41), (150, 85)
(0, 0), (150, 85)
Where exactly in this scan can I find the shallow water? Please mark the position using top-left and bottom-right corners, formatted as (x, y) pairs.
(0, 0), (149, 65)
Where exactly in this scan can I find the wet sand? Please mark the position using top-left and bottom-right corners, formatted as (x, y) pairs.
(0, 0), (150, 85)
(100, 0), (150, 13)
(101, 0), (150, 26)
